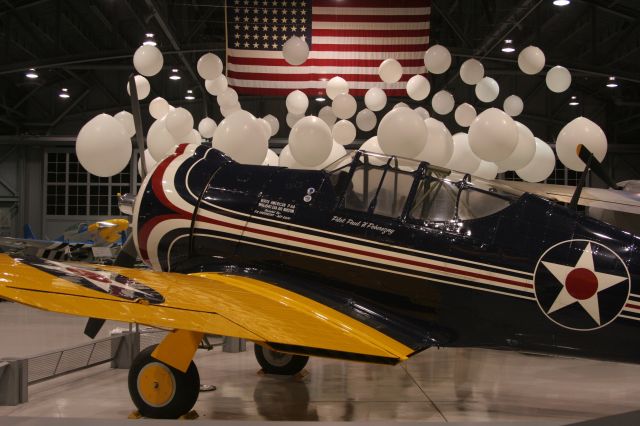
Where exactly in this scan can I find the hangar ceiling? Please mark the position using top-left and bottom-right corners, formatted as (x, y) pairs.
(0, 0), (639, 146)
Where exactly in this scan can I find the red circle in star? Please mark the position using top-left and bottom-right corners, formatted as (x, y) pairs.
(565, 268), (598, 300)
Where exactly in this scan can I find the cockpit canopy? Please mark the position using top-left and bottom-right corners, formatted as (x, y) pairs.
(324, 150), (523, 223)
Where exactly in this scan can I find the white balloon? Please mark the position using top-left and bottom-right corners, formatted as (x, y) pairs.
(220, 102), (241, 118)
(149, 97), (170, 120)
(133, 45), (163, 77)
(198, 117), (217, 138)
(165, 107), (194, 139)
(406, 75), (431, 101)
(503, 95), (524, 117)
(475, 77), (500, 103)
(138, 149), (157, 177)
(263, 114), (279, 136)
(197, 53), (223, 80)
(76, 114), (132, 177)
(447, 133), (481, 174)
(414, 107), (430, 120)
(364, 87), (387, 111)
(286, 90), (309, 115)
(416, 118), (453, 167)
(257, 118), (272, 140)
(431, 90), (455, 115)
(217, 88), (239, 108)
(518, 46), (545, 75)
(286, 112), (304, 128)
(495, 121), (536, 171)
(332, 120), (356, 145)
(556, 116), (607, 171)
(473, 161), (499, 180)
(326, 76), (349, 100)
(393, 102), (410, 110)
(126, 75), (150, 100)
(315, 142), (348, 170)
(454, 103), (476, 128)
(318, 106), (336, 128)
(545, 65), (572, 93)
(183, 129), (202, 144)
(378, 58), (403, 83)
(282, 36), (309, 65)
(377, 108), (428, 158)
(516, 138), (555, 182)
(460, 58), (484, 85)
(332, 93), (357, 119)
(147, 117), (179, 161)
(262, 149), (279, 166)
(424, 44), (451, 74)
(359, 136), (387, 166)
(356, 109), (377, 132)
(278, 145), (303, 169)
(113, 110), (135, 138)
(205, 75), (228, 96)
(289, 116), (333, 166)
(212, 110), (268, 165)
(468, 107), (518, 162)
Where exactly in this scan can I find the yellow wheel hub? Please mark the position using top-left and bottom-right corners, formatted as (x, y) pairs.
(137, 362), (176, 408)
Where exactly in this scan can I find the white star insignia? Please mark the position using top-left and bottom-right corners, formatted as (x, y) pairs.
(542, 242), (627, 325)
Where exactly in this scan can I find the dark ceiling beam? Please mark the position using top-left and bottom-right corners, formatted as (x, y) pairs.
(575, 0), (638, 22)
(0, 45), (222, 75)
(185, 7), (217, 43)
(431, 0), (471, 48)
(88, 1), (130, 49)
(0, 0), (48, 18)
(144, 0), (206, 109)
(47, 88), (90, 132)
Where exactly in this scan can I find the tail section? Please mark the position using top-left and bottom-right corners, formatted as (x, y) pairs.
(23, 224), (36, 240)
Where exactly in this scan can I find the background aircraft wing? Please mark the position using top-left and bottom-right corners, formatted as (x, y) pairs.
(493, 180), (640, 215)
(0, 254), (413, 364)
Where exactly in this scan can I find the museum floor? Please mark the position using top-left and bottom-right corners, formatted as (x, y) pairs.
(1, 302), (640, 423)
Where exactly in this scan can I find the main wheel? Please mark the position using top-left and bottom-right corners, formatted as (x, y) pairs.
(128, 344), (200, 419)
(254, 344), (309, 375)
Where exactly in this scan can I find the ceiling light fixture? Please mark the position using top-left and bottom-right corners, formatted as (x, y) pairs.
(569, 95), (579, 106)
(25, 68), (38, 79)
(58, 88), (70, 99)
(501, 39), (515, 53)
(606, 76), (618, 88)
(315, 97), (326, 102)
(553, 0), (570, 6)
(169, 69), (181, 80)
(143, 33), (156, 46)
(185, 89), (195, 100)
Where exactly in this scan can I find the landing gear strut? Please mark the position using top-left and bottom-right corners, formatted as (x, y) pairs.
(254, 344), (309, 375)
(128, 344), (200, 419)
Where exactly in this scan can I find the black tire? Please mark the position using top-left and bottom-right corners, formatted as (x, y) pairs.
(254, 344), (309, 375)
(128, 344), (200, 419)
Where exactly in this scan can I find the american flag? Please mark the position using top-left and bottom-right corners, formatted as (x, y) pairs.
(225, 0), (431, 96)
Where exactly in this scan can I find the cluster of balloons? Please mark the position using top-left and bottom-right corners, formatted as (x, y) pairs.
(75, 38), (603, 189)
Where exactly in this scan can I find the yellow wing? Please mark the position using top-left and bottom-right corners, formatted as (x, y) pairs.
(0, 254), (412, 363)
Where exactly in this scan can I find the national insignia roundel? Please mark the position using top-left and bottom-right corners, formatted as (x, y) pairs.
(533, 239), (630, 331)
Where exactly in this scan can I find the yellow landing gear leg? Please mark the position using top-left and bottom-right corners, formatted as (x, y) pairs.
(128, 330), (203, 419)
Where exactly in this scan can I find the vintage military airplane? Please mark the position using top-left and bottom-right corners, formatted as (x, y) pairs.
(0, 219), (129, 260)
(0, 144), (639, 419)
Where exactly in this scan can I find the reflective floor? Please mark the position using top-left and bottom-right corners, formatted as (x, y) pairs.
(1, 302), (640, 422)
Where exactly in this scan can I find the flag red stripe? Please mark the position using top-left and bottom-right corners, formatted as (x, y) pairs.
(313, 0), (431, 7)
(227, 56), (425, 67)
(228, 70), (419, 82)
(312, 29), (429, 37)
(233, 86), (407, 96)
(312, 14), (429, 23)
(311, 43), (427, 52)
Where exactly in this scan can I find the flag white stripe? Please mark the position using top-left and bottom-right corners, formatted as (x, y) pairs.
(312, 36), (429, 45)
(228, 78), (407, 90)
(228, 48), (426, 60)
(227, 63), (426, 75)
(313, 21), (430, 30)
(312, 6), (430, 15)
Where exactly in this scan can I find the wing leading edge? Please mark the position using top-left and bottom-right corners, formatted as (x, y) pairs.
(0, 254), (413, 364)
